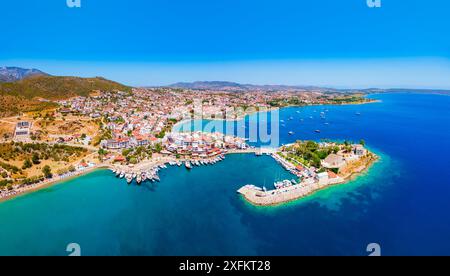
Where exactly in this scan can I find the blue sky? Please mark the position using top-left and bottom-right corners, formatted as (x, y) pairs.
(1, 0), (450, 88)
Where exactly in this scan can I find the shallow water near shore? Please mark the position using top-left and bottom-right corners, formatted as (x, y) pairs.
(0, 93), (449, 255)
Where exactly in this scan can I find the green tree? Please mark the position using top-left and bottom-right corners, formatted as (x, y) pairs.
(310, 153), (321, 168)
(359, 139), (366, 146)
(154, 143), (163, 153)
(129, 157), (138, 164)
(22, 159), (33, 170)
(306, 141), (318, 152)
(42, 165), (52, 178)
(32, 152), (40, 164)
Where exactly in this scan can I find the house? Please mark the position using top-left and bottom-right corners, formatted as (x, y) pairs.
(321, 154), (346, 169)
(353, 144), (367, 156)
(105, 138), (130, 149)
(14, 121), (32, 141)
(114, 155), (126, 162)
(316, 172), (329, 184)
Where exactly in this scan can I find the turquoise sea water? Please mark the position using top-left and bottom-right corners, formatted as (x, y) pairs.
(0, 93), (449, 255)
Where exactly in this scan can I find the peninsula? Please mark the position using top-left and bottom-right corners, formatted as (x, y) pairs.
(237, 140), (378, 206)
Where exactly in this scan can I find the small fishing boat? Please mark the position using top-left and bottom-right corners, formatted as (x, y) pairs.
(315, 130), (321, 133)
(288, 131), (294, 135)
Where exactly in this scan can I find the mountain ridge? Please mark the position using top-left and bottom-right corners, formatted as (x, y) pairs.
(0, 66), (49, 82)
(168, 81), (335, 92)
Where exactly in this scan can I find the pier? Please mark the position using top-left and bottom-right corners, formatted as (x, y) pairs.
(237, 177), (344, 206)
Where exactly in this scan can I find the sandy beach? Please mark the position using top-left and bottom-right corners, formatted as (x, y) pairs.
(0, 163), (112, 203)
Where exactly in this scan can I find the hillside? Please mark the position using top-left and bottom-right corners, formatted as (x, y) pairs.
(0, 75), (131, 100)
(169, 81), (336, 92)
(0, 67), (48, 82)
(0, 75), (131, 117)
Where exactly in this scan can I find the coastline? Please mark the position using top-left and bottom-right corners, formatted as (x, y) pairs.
(238, 153), (379, 207)
(0, 164), (111, 203)
(0, 147), (379, 206)
(0, 149), (260, 203)
(0, 99), (378, 204)
(173, 99), (379, 131)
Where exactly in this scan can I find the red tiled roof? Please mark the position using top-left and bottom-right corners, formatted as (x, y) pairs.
(328, 171), (338, 178)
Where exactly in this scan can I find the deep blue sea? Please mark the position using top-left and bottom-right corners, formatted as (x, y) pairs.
(0, 93), (449, 256)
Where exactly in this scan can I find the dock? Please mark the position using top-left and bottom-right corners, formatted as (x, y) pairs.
(237, 177), (344, 206)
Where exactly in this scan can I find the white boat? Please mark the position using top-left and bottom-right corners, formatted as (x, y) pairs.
(185, 161), (192, 169)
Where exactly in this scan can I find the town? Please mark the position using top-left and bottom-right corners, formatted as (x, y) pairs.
(0, 86), (374, 199)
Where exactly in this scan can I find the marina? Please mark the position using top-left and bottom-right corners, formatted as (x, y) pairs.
(109, 155), (229, 184)
(237, 142), (377, 206)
